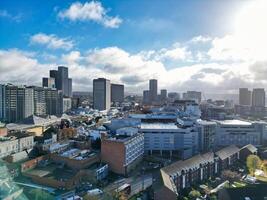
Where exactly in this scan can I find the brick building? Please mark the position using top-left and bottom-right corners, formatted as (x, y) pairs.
(101, 133), (144, 175)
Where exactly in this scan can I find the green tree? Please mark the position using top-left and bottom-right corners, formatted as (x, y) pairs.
(210, 195), (218, 200)
(188, 190), (201, 200)
(29, 189), (54, 200)
(246, 155), (262, 176)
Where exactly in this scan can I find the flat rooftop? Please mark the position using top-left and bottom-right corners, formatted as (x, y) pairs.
(214, 119), (252, 126)
(141, 123), (179, 130)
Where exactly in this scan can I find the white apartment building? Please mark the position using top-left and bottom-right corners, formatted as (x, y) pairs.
(0, 133), (34, 158)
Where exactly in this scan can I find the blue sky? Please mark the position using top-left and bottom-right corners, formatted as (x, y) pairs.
(0, 0), (267, 94)
(0, 0), (240, 52)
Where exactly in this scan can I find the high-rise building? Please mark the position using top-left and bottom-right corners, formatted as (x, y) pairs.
(143, 90), (150, 104)
(58, 66), (69, 96)
(0, 85), (5, 121)
(24, 88), (34, 118)
(68, 78), (72, 97)
(160, 89), (167, 102)
(32, 87), (46, 116)
(62, 97), (72, 113)
(239, 88), (251, 106)
(149, 79), (158, 103)
(93, 78), (111, 111)
(45, 88), (60, 116)
(111, 84), (124, 103)
(49, 70), (58, 88)
(252, 88), (265, 107)
(42, 77), (55, 89)
(4, 85), (34, 122)
(49, 66), (72, 97)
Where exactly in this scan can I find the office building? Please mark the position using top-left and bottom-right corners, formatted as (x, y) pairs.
(214, 119), (266, 147)
(252, 88), (265, 107)
(49, 66), (72, 97)
(42, 77), (55, 89)
(111, 83), (124, 103)
(160, 89), (167, 102)
(49, 70), (58, 88)
(93, 78), (111, 111)
(101, 132), (144, 175)
(149, 79), (158, 103)
(168, 92), (180, 102)
(239, 88), (251, 106)
(143, 90), (150, 104)
(44, 88), (60, 115)
(140, 122), (199, 159)
(62, 97), (72, 113)
(183, 91), (202, 103)
(68, 78), (72, 97)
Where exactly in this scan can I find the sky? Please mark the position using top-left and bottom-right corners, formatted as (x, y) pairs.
(1, 0), (267, 96)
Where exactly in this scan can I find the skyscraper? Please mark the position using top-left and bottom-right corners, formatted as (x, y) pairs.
(49, 70), (58, 88)
(45, 88), (60, 116)
(42, 77), (55, 89)
(49, 66), (72, 97)
(239, 88), (251, 106)
(58, 66), (69, 96)
(143, 90), (150, 104)
(252, 88), (265, 107)
(149, 79), (158, 103)
(111, 84), (124, 103)
(93, 78), (111, 111)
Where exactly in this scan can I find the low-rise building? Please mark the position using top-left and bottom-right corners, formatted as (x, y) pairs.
(215, 145), (240, 171)
(239, 144), (257, 162)
(0, 132), (34, 158)
(161, 152), (217, 195)
(101, 132), (144, 175)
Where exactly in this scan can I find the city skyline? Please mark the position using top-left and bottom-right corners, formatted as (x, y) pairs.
(1, 0), (267, 94)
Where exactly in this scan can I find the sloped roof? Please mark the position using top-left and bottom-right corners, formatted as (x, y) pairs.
(215, 145), (240, 160)
(162, 152), (214, 176)
(240, 144), (257, 153)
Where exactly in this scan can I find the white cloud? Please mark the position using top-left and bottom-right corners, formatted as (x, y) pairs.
(30, 33), (74, 50)
(58, 1), (122, 28)
(0, 10), (22, 22)
(0, 49), (49, 85)
(208, 0), (267, 62)
(0, 46), (266, 94)
(190, 35), (212, 43)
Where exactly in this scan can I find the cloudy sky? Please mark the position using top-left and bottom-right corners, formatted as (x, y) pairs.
(1, 0), (267, 95)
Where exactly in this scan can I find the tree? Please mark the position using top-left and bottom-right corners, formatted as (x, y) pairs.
(221, 170), (241, 184)
(209, 195), (218, 200)
(246, 155), (262, 176)
(188, 189), (201, 200)
(29, 189), (54, 200)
